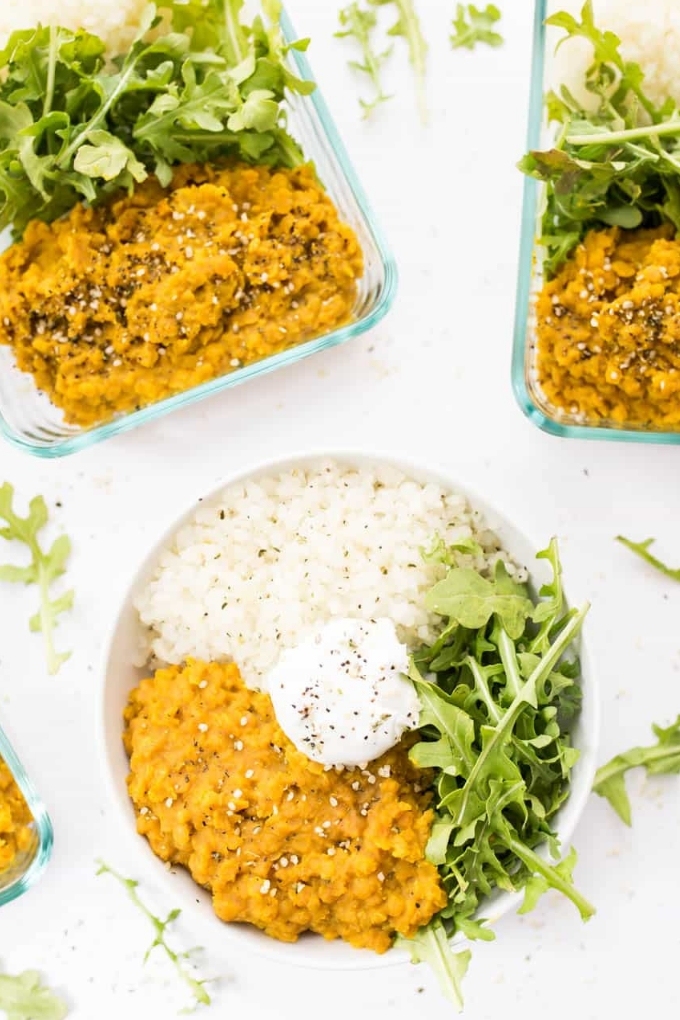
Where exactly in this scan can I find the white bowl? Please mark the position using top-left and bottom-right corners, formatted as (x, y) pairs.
(99, 451), (599, 970)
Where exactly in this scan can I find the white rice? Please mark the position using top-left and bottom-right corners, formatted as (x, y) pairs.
(134, 461), (523, 687)
(549, 0), (680, 111)
(0, 0), (159, 54)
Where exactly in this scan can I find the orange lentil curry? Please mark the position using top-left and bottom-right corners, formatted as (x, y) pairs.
(535, 225), (680, 428)
(124, 659), (446, 952)
(0, 759), (34, 875)
(0, 163), (363, 427)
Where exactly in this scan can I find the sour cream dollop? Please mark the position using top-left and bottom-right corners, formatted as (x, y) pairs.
(266, 617), (421, 766)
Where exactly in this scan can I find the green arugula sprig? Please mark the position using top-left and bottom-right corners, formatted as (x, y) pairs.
(517, 0), (680, 277)
(96, 861), (211, 1012)
(336, 3), (392, 116)
(400, 538), (593, 1009)
(0, 0), (313, 235)
(374, 0), (428, 122)
(336, 0), (427, 121)
(0, 967), (67, 1020)
(594, 718), (680, 825)
(617, 536), (680, 581)
(402, 920), (471, 1012)
(450, 4), (504, 50)
(0, 484), (73, 676)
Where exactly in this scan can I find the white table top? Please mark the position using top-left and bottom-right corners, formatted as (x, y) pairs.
(2, 2), (679, 1017)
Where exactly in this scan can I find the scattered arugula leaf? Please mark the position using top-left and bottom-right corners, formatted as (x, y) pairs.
(517, 0), (680, 276)
(593, 717), (680, 825)
(397, 919), (471, 1012)
(616, 536), (680, 582)
(402, 539), (593, 1009)
(0, 484), (73, 676)
(368, 0), (428, 122)
(336, 3), (392, 116)
(96, 861), (211, 1012)
(450, 4), (503, 51)
(339, 0), (485, 123)
(0, 967), (67, 1020)
(0, 0), (314, 234)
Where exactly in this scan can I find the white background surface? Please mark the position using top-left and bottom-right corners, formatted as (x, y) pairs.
(1, 2), (680, 1017)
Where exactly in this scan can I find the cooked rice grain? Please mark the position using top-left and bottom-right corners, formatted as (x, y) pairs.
(134, 461), (522, 686)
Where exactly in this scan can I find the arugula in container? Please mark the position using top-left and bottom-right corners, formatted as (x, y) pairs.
(0, 0), (314, 235)
(401, 538), (593, 1009)
(517, 0), (680, 277)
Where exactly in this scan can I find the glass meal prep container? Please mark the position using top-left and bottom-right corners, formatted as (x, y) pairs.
(0, 9), (397, 459)
(0, 719), (53, 907)
(512, 0), (680, 444)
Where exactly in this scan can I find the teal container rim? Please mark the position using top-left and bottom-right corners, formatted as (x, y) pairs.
(0, 8), (398, 459)
(511, 0), (680, 445)
(0, 720), (53, 908)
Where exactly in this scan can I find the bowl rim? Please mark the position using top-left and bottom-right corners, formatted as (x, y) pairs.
(97, 448), (600, 971)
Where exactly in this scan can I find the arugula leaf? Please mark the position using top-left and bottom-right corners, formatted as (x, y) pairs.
(336, 3), (392, 116)
(529, 537), (578, 654)
(450, 4), (504, 51)
(406, 539), (593, 1006)
(517, 845), (578, 914)
(96, 861), (211, 1011)
(498, 829), (593, 920)
(421, 533), (484, 567)
(0, 968), (67, 1020)
(73, 131), (147, 182)
(398, 919), (471, 1012)
(425, 561), (534, 640)
(517, 0), (680, 275)
(454, 916), (495, 942)
(370, 0), (428, 122)
(0, 484), (73, 675)
(593, 717), (680, 825)
(0, 0), (313, 235)
(410, 675), (477, 778)
(616, 536), (680, 582)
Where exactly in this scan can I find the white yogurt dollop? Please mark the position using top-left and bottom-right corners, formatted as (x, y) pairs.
(266, 617), (421, 766)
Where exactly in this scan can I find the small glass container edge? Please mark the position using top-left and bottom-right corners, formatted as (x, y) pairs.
(0, 721), (53, 908)
(511, 0), (680, 445)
